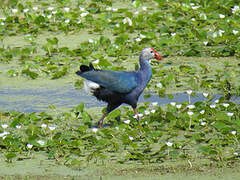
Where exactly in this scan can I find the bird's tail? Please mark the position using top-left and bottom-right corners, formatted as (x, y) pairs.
(83, 80), (100, 95)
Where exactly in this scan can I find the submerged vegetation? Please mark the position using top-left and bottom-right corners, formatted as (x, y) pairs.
(0, 0), (240, 177)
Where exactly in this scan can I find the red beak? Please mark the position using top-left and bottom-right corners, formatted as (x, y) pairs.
(152, 48), (162, 60)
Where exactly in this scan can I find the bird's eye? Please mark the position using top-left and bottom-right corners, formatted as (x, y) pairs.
(150, 51), (153, 53)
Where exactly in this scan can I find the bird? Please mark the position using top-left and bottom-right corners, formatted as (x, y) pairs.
(76, 48), (162, 128)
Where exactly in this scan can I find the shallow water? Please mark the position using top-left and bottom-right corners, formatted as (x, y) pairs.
(1, 83), (239, 112)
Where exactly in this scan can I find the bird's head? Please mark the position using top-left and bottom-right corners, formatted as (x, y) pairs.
(141, 48), (162, 61)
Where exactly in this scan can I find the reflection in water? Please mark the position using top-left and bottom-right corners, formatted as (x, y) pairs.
(0, 85), (239, 112)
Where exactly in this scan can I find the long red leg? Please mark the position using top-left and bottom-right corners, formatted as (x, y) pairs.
(133, 108), (140, 121)
(98, 112), (108, 128)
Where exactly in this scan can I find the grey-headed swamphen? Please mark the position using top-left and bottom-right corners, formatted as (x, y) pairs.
(76, 48), (162, 128)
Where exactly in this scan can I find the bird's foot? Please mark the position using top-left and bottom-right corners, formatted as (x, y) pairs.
(98, 121), (103, 128)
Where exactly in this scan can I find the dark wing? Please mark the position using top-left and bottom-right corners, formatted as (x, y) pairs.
(77, 70), (138, 93)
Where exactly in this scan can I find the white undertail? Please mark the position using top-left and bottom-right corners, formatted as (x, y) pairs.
(83, 80), (100, 95)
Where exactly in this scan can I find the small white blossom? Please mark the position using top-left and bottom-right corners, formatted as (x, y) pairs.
(219, 14), (225, 18)
(170, 102), (176, 106)
(201, 121), (207, 126)
(156, 82), (163, 88)
(232, 6), (240, 14)
(115, 23), (120, 27)
(0, 131), (9, 138)
(135, 37), (141, 42)
(52, 10), (57, 14)
(214, 99), (219, 103)
(112, 8), (118, 12)
(138, 113), (143, 118)
(203, 41), (208, 45)
(187, 105), (195, 109)
(0, 17), (6, 20)
(12, 9), (18, 13)
(122, 17), (132, 26)
(166, 141), (173, 147)
(176, 104), (182, 109)
(191, 18), (196, 21)
(145, 121), (148, 125)
(48, 7), (54, 11)
(233, 30), (239, 35)
(33, 7), (38, 11)
(210, 104), (216, 108)
(115, 126), (119, 130)
(129, 136), (134, 141)
(81, 12), (89, 17)
(1, 124), (8, 129)
(88, 39), (94, 43)
(171, 33), (176, 37)
(203, 93), (209, 97)
(222, 103), (229, 108)
(186, 90), (193, 95)
(124, 119), (131, 124)
(233, 152), (238, 156)
(65, 19), (70, 23)
(227, 112), (234, 117)
(212, 32), (218, 38)
(41, 123), (47, 128)
(134, 11), (139, 15)
(144, 110), (150, 115)
(64, 7), (70, 12)
(199, 13), (207, 20)
(218, 30), (225, 37)
(92, 59), (99, 64)
(187, 111), (194, 116)
(27, 144), (33, 149)
(231, 130), (237, 135)
(92, 128), (98, 133)
(79, 7), (85, 11)
(16, 125), (21, 129)
(140, 34), (146, 38)
(142, 6), (147, 11)
(150, 109), (156, 114)
(192, 6), (200, 10)
(47, 14), (52, 18)
(49, 126), (56, 131)
(1, 22), (4, 25)
(24, 8), (29, 13)
(152, 102), (158, 106)
(200, 110), (205, 114)
(37, 140), (45, 146)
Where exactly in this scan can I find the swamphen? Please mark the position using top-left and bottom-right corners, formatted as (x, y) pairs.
(76, 48), (162, 128)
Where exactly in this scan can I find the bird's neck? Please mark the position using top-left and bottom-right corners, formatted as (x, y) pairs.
(139, 55), (152, 82)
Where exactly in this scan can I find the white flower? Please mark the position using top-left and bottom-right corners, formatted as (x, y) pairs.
(135, 37), (141, 42)
(233, 30), (239, 35)
(186, 90), (193, 95)
(232, 6), (240, 14)
(171, 33), (176, 37)
(88, 39), (93, 43)
(144, 110), (150, 115)
(145, 121), (148, 125)
(214, 99), (219, 103)
(138, 113), (143, 118)
(203, 93), (209, 97)
(191, 18), (195, 21)
(142, 6), (147, 11)
(203, 41), (208, 45)
(47, 14), (52, 18)
(150, 109), (156, 114)
(210, 104), (216, 108)
(166, 141), (173, 147)
(156, 83), (163, 88)
(140, 34), (146, 38)
(27, 144), (33, 149)
(41, 123), (47, 128)
(112, 8), (118, 12)
(134, 11), (139, 15)
(200, 110), (205, 114)
(1, 124), (8, 129)
(227, 112), (234, 117)
(80, 12), (89, 17)
(218, 30), (225, 37)
(170, 102), (176, 106)
(231, 130), (237, 135)
(176, 104), (182, 109)
(12, 9), (18, 13)
(187, 111), (194, 116)
(37, 140), (45, 146)
(64, 7), (70, 12)
(49, 126), (56, 131)
(115, 23), (120, 27)
(65, 19), (70, 23)
(33, 7), (38, 11)
(122, 17), (132, 26)
(222, 103), (229, 108)
(192, 6), (200, 10)
(212, 32), (218, 38)
(48, 7), (54, 11)
(129, 136), (134, 141)
(106, 7), (112, 11)
(52, 10), (57, 14)
(92, 59), (99, 64)
(219, 14), (225, 18)
(79, 7), (85, 11)
(16, 125), (21, 129)
(1, 22), (4, 25)
(201, 121), (206, 126)
(24, 8), (29, 13)
(92, 128), (98, 133)
(199, 13), (207, 20)
(233, 152), (238, 156)
(0, 131), (9, 137)
(115, 126), (119, 130)
(187, 105), (195, 109)
(124, 119), (131, 124)
(152, 102), (158, 106)
(77, 20), (81, 24)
